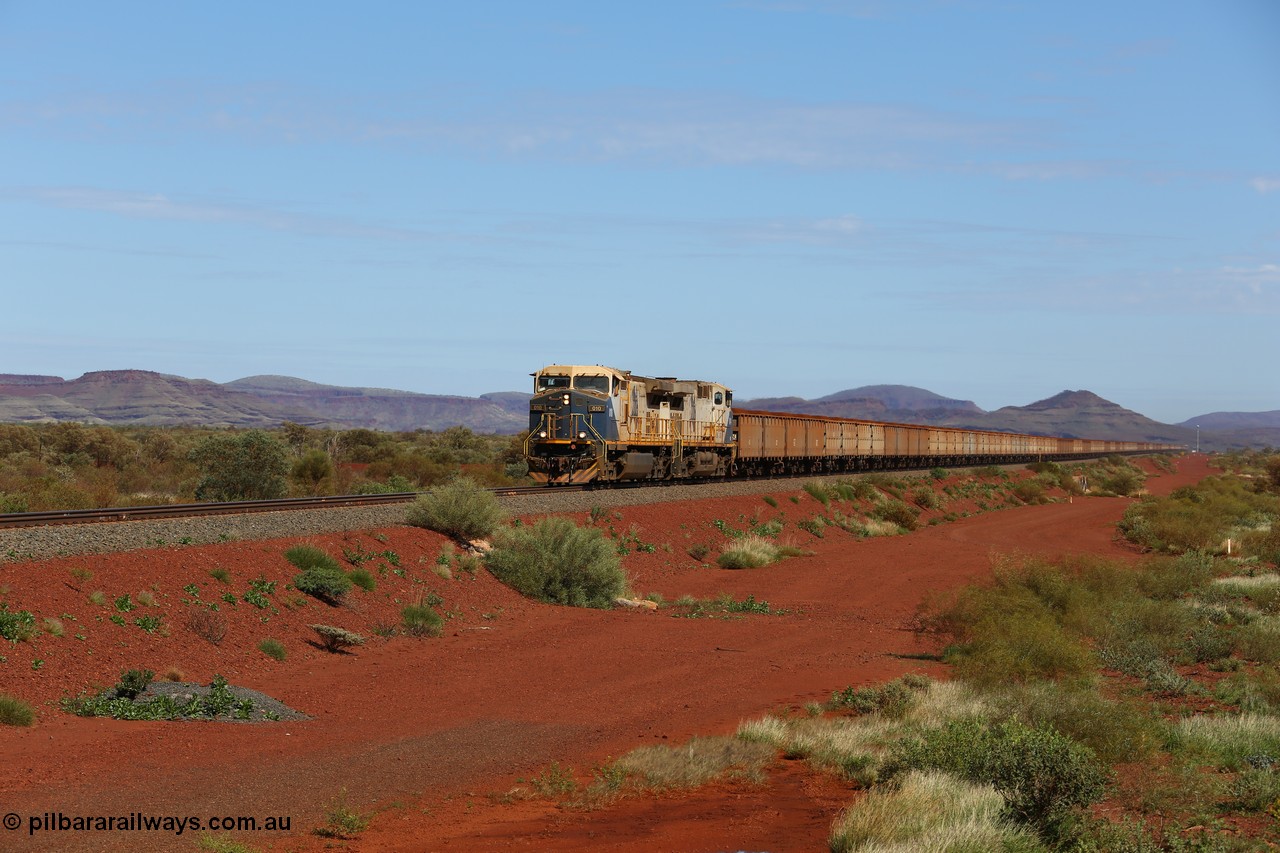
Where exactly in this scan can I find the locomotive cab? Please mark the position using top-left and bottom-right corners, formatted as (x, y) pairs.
(525, 365), (626, 484)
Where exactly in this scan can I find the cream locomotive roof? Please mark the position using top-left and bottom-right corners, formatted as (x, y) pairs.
(533, 365), (731, 392)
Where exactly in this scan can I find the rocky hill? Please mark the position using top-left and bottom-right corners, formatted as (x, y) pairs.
(742, 385), (1199, 446)
(0, 371), (528, 433)
(225, 375), (525, 433)
(743, 384), (984, 424)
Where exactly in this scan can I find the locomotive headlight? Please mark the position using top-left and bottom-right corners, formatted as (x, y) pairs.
(562, 393), (570, 404)
(578, 431), (587, 439)
(538, 430), (547, 438)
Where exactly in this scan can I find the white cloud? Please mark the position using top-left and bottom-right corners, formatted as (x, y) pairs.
(1251, 177), (1280, 194)
(1, 186), (477, 243)
(0, 84), (1031, 172)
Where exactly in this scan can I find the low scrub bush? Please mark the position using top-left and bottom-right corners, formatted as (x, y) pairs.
(992, 683), (1164, 764)
(405, 477), (504, 541)
(872, 499), (919, 531)
(0, 693), (35, 726)
(1119, 475), (1279, 554)
(1011, 480), (1047, 505)
(486, 517), (625, 608)
(287, 544), (352, 603)
(0, 603), (36, 642)
(838, 479), (882, 502)
(116, 668), (154, 699)
(294, 566), (352, 604)
(1235, 622), (1280, 664)
(829, 675), (931, 719)
(184, 608), (227, 645)
(911, 488), (941, 510)
(889, 717), (1110, 836)
(687, 542), (711, 562)
(314, 789), (368, 840)
(1094, 467), (1144, 497)
(401, 602), (444, 637)
(1228, 767), (1280, 811)
(310, 624), (365, 653)
(258, 639), (287, 661)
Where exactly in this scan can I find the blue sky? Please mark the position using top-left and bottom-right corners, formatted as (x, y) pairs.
(1, 1), (1276, 424)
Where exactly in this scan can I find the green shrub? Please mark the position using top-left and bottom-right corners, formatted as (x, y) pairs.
(1095, 468), (1144, 497)
(1227, 767), (1280, 811)
(910, 488), (941, 510)
(890, 717), (1109, 836)
(258, 639), (287, 661)
(946, 612), (1095, 687)
(1011, 481), (1047, 505)
(294, 566), (352, 604)
(872, 500), (919, 531)
(829, 675), (930, 719)
(287, 545), (351, 603)
(486, 517), (625, 608)
(348, 568), (376, 592)
(401, 603), (444, 637)
(284, 544), (342, 573)
(189, 429), (288, 501)
(115, 668), (154, 699)
(405, 477), (504, 541)
(0, 693), (35, 726)
(993, 683), (1164, 764)
(314, 789), (368, 839)
(1236, 622), (1280, 664)
(0, 603), (36, 642)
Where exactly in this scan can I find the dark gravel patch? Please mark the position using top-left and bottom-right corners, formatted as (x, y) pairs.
(140, 680), (309, 723)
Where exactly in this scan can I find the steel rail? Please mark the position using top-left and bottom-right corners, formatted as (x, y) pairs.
(0, 485), (587, 530)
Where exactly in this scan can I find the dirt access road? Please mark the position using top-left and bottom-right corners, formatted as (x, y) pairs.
(0, 456), (1210, 852)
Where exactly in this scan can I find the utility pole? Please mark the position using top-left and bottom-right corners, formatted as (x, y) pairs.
(1195, 424), (1200, 454)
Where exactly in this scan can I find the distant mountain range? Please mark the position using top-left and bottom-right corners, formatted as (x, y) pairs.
(0, 370), (1274, 449)
(0, 371), (526, 433)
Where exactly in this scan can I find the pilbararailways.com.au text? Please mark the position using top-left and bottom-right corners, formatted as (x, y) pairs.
(6, 811), (291, 836)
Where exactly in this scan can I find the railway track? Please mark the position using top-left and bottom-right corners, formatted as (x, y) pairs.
(0, 448), (1162, 531)
(0, 485), (587, 530)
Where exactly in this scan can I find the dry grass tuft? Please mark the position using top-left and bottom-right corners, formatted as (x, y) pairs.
(829, 770), (1034, 852)
(611, 735), (774, 790)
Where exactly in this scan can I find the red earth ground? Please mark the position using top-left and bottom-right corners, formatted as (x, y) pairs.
(0, 456), (1212, 852)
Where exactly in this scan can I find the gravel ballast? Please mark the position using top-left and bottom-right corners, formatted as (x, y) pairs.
(0, 474), (933, 562)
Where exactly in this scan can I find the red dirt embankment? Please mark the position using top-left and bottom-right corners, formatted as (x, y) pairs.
(0, 456), (1210, 852)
